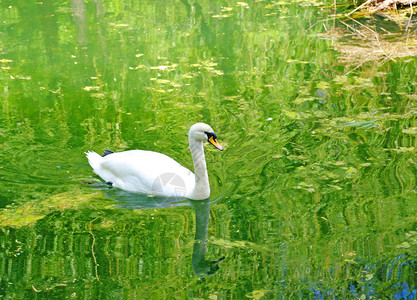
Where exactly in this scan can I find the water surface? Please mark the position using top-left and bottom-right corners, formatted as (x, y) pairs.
(1, 0), (417, 298)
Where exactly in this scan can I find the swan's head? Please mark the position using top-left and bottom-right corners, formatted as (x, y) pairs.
(189, 123), (223, 151)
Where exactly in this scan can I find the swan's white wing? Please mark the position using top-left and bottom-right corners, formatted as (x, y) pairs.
(94, 150), (195, 197)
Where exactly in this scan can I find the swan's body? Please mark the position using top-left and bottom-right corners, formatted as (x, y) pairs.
(86, 123), (223, 200)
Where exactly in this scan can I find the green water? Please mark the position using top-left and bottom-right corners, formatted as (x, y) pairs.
(1, 0), (417, 298)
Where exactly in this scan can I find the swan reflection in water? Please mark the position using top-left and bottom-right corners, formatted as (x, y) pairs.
(104, 188), (225, 277)
(190, 198), (225, 277)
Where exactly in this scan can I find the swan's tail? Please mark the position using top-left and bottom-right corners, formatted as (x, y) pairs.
(85, 151), (102, 171)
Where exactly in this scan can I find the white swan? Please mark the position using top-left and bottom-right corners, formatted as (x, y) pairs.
(86, 123), (223, 200)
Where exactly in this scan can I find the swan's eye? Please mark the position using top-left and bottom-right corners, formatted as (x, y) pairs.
(204, 131), (217, 141)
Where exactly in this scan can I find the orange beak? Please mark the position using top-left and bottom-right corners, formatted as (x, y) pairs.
(208, 136), (223, 151)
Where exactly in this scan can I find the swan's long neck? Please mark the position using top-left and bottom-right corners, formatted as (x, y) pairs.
(189, 137), (210, 200)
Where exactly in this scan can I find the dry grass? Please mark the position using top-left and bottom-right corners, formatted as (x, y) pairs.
(348, 0), (417, 14)
(319, 1), (417, 66)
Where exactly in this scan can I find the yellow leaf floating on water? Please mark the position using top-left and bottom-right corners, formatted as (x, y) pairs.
(212, 13), (232, 18)
(246, 290), (267, 299)
(365, 273), (374, 281)
(132, 65), (146, 69)
(109, 23), (129, 27)
(396, 242), (411, 249)
(156, 79), (171, 84)
(317, 81), (330, 89)
(287, 59), (309, 64)
(328, 184), (342, 190)
(345, 167), (358, 178)
(182, 73), (195, 79)
(333, 75), (349, 85)
(83, 86), (101, 91)
(91, 93), (106, 99)
(150, 65), (169, 70)
(390, 147), (415, 152)
(269, 1), (295, 5)
(14, 75), (31, 80)
(203, 61), (218, 67)
(402, 127), (417, 134)
(295, 182), (315, 193)
(406, 231), (417, 238)
(283, 110), (300, 119)
(150, 64), (178, 71)
(214, 70), (224, 75)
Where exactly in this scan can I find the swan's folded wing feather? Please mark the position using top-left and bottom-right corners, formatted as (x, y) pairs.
(97, 150), (195, 195)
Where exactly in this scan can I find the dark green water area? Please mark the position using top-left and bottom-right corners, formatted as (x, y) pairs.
(1, 0), (417, 298)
